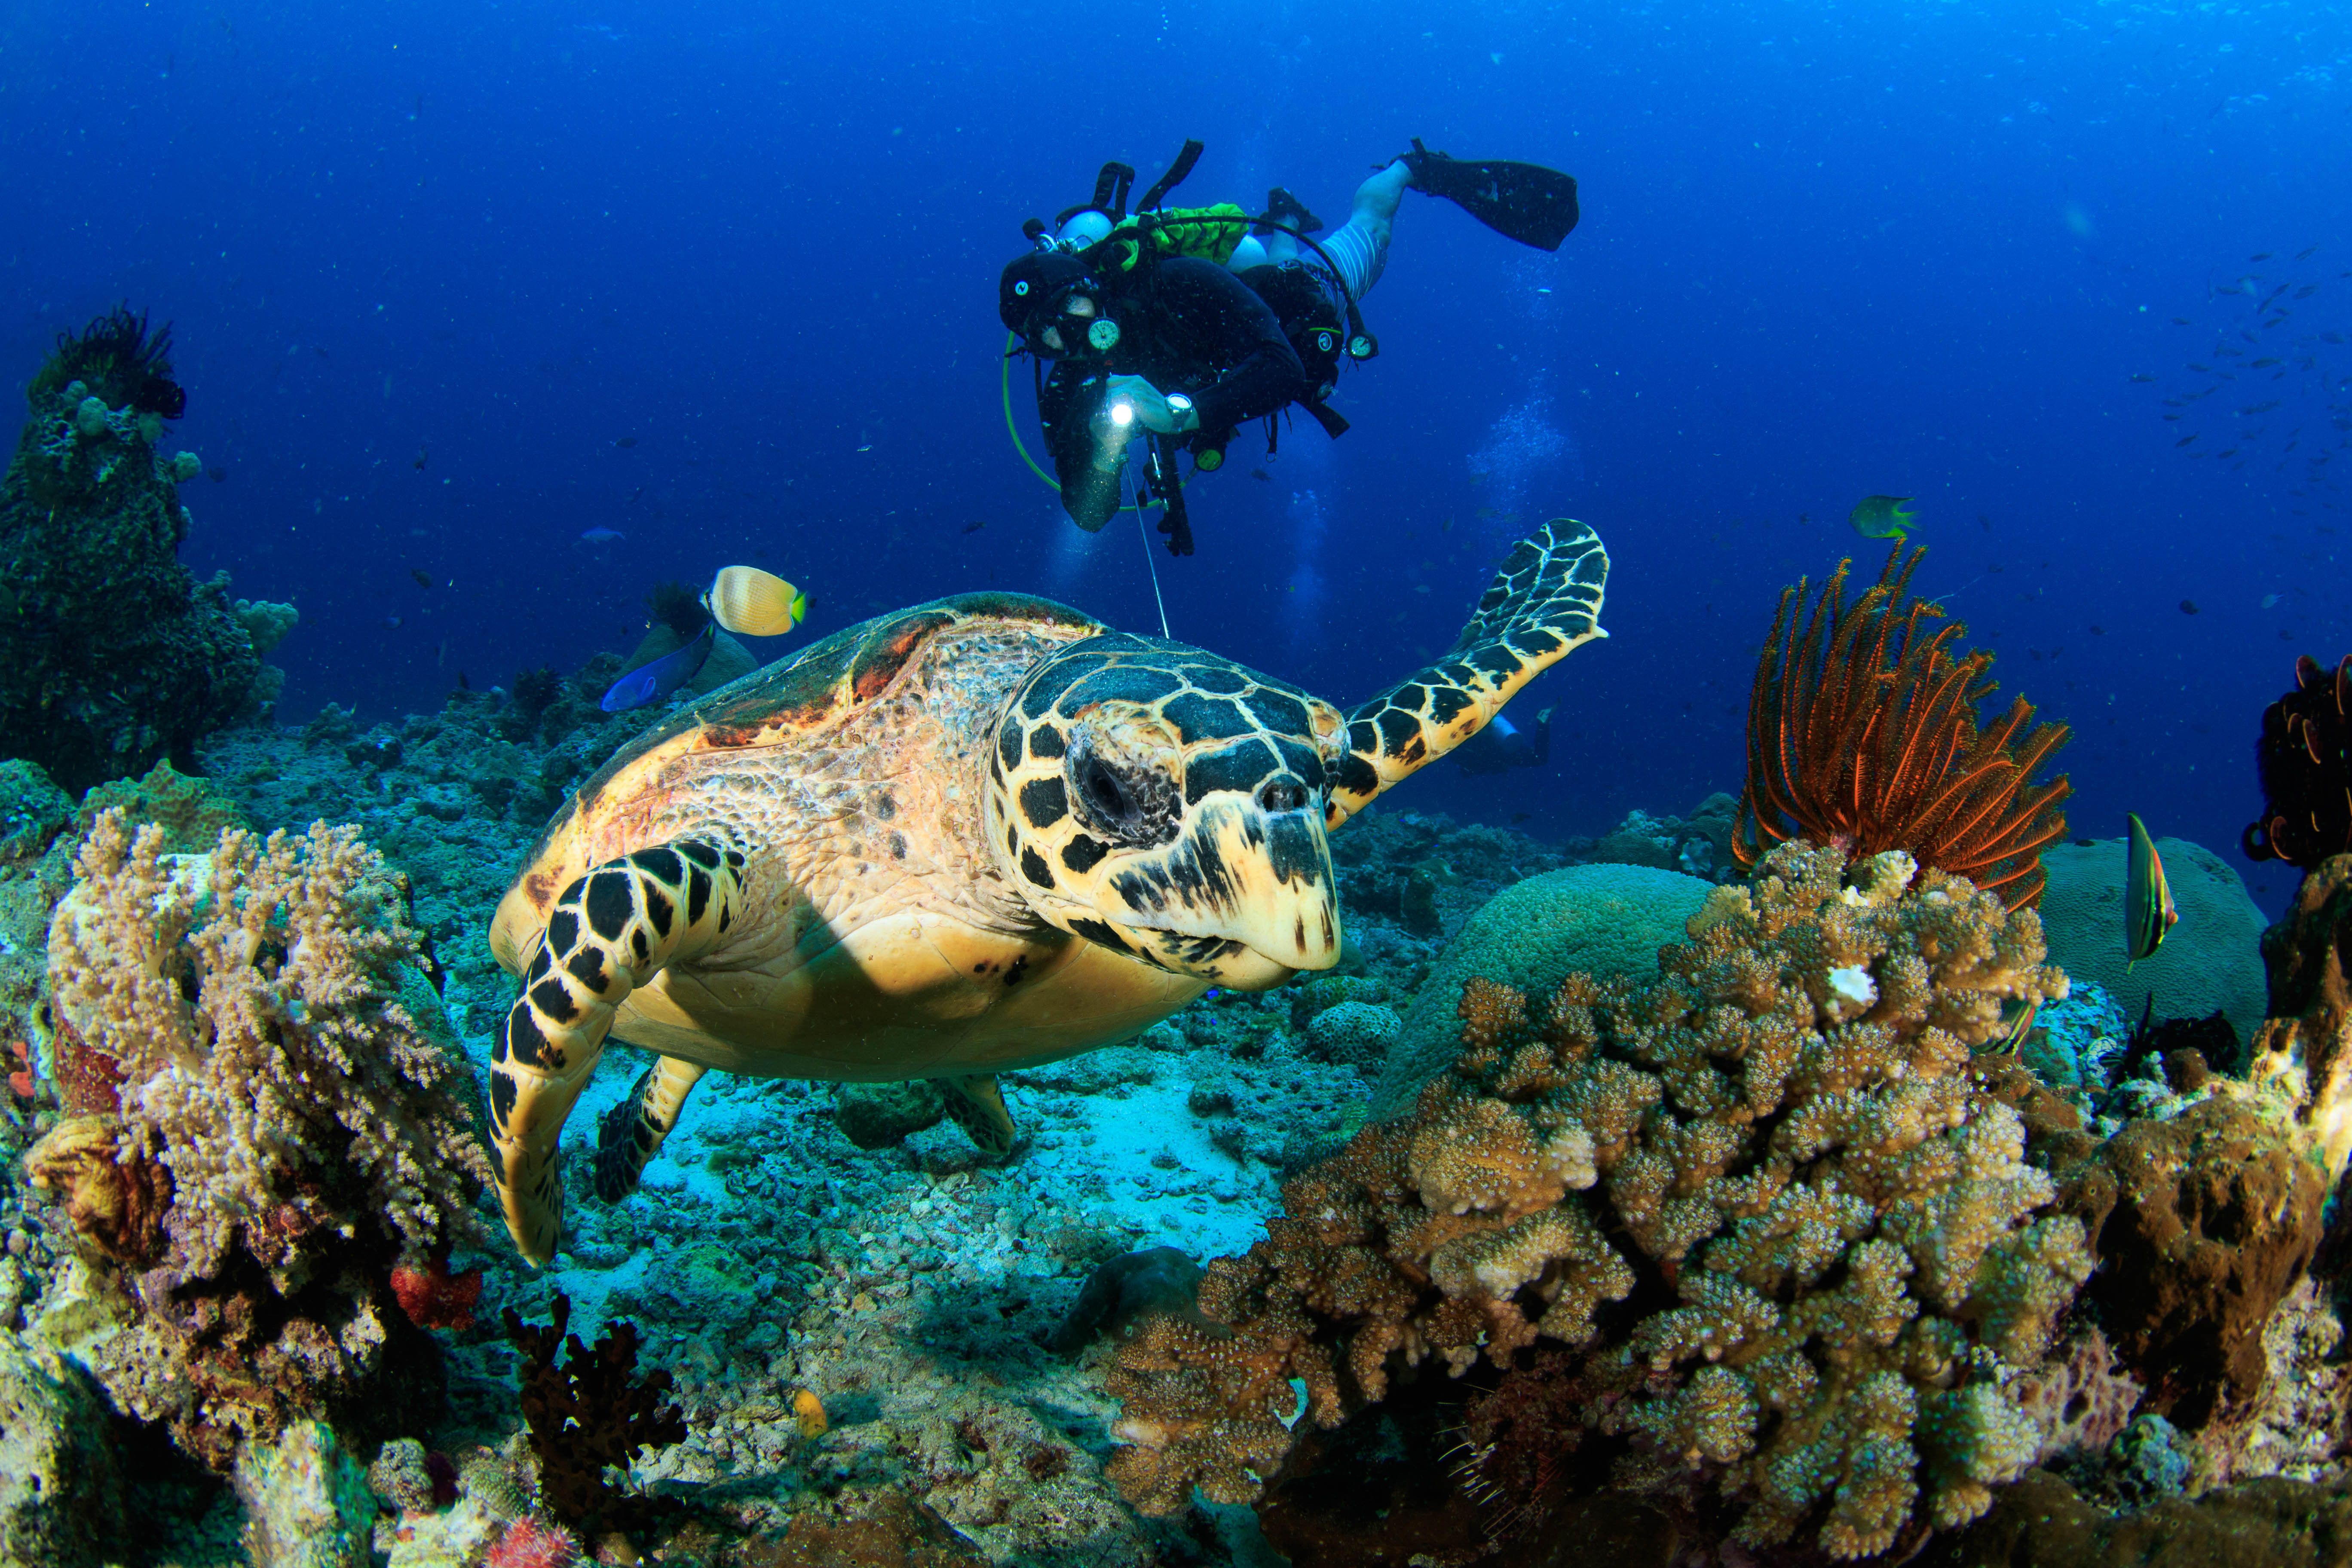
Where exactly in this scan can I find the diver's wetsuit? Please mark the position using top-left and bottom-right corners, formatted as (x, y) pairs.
(1037, 257), (1307, 532)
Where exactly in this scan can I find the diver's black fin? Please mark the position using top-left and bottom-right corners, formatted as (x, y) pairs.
(1400, 138), (1579, 251)
(1261, 186), (1324, 234)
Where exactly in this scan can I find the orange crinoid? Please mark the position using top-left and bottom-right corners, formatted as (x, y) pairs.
(1732, 544), (2071, 907)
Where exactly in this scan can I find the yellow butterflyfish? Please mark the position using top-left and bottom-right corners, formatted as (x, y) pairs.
(705, 565), (808, 638)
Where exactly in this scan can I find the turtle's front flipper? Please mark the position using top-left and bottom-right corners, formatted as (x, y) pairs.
(487, 839), (745, 1264)
(1327, 518), (1608, 827)
(935, 1074), (1017, 1160)
(594, 1054), (710, 1201)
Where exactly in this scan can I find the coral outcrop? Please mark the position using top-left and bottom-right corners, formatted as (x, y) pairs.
(0, 315), (287, 791)
(2247, 852), (2352, 1182)
(24, 809), (490, 1468)
(1106, 841), (2083, 1558)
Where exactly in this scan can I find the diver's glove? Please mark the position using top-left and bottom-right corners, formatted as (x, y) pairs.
(1106, 374), (1201, 435)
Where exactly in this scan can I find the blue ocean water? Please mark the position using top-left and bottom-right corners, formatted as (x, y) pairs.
(3, 0), (2349, 912)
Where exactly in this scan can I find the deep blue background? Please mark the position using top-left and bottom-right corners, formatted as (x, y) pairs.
(4, 0), (2349, 911)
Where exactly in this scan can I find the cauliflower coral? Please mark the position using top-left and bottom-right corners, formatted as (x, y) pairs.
(1104, 841), (2087, 1558)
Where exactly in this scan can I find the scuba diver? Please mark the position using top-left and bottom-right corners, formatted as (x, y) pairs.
(1447, 705), (1553, 775)
(997, 139), (1580, 554)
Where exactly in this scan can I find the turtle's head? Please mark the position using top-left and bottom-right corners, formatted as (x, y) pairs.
(985, 637), (1348, 990)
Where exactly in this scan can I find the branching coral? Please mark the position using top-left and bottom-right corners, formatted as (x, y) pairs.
(1104, 841), (2084, 1557)
(506, 1291), (687, 1540)
(26, 808), (489, 1466)
(1731, 545), (2071, 908)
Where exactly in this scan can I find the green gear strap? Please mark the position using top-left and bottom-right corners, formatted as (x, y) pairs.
(1115, 204), (1252, 267)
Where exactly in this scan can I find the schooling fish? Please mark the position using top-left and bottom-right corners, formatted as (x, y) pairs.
(704, 564), (808, 638)
(579, 527), (626, 544)
(1850, 495), (1917, 542)
(601, 621), (714, 712)
(2124, 812), (2179, 968)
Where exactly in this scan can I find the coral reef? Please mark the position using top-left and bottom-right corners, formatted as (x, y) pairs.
(233, 1418), (377, 1568)
(1732, 545), (2070, 907)
(25, 809), (489, 1468)
(506, 1290), (687, 1540)
(0, 322), (283, 791)
(1592, 793), (1743, 880)
(2247, 852), (2352, 1181)
(2038, 833), (2269, 1050)
(0, 1329), (127, 1568)
(2056, 1090), (2325, 1423)
(1372, 861), (1715, 1117)
(2243, 652), (2352, 868)
(1105, 841), (2081, 1558)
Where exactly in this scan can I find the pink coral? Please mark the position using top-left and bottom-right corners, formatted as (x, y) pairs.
(485, 1516), (581, 1568)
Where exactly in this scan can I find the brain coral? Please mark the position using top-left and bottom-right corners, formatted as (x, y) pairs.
(1373, 863), (1715, 1118)
(1105, 842), (2086, 1558)
(2037, 834), (2266, 1048)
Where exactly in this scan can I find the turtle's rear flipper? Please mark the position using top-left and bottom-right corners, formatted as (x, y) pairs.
(935, 1074), (1017, 1161)
(594, 1054), (710, 1201)
(1328, 519), (1608, 825)
(487, 838), (747, 1265)
(1400, 139), (1580, 251)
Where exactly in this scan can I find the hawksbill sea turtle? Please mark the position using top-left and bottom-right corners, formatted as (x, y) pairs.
(484, 519), (1609, 1263)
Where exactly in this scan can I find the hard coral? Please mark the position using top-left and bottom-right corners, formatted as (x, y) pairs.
(1732, 545), (2071, 907)
(505, 1290), (687, 1541)
(1105, 841), (2083, 1558)
(31, 808), (490, 1467)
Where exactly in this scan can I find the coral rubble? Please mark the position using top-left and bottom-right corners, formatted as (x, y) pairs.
(26, 809), (489, 1467)
(1105, 841), (2082, 1558)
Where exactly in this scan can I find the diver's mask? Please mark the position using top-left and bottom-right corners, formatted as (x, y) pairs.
(1029, 288), (1121, 361)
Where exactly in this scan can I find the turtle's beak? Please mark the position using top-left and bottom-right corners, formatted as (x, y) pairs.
(1090, 795), (1341, 987)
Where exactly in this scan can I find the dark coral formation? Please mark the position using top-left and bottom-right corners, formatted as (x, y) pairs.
(507, 1290), (688, 1539)
(1106, 841), (2082, 1558)
(1733, 545), (2070, 907)
(29, 304), (188, 419)
(0, 321), (282, 792)
(2242, 653), (2352, 868)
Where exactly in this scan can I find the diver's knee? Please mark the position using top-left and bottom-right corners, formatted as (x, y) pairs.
(1354, 160), (1412, 222)
(1228, 235), (1268, 272)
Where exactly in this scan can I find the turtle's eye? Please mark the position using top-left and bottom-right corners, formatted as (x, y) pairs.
(1082, 756), (1130, 822)
(1065, 732), (1179, 845)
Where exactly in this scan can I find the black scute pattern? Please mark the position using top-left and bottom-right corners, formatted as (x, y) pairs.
(1338, 518), (1609, 797)
(585, 873), (635, 942)
(1184, 737), (1282, 806)
(1020, 776), (1069, 829)
(631, 846), (684, 885)
(1162, 692), (1252, 744)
